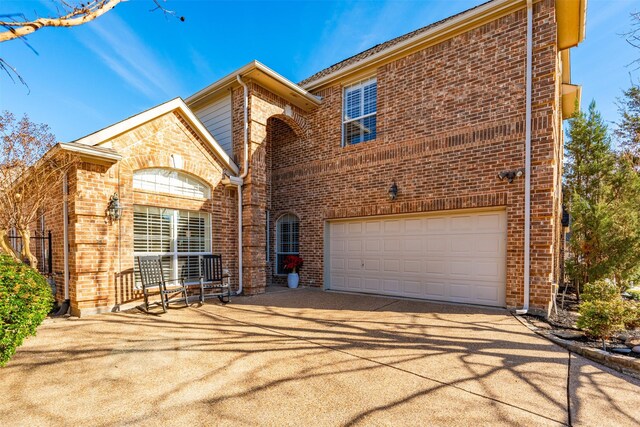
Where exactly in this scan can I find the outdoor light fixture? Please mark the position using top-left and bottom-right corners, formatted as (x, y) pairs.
(107, 193), (123, 221)
(497, 169), (524, 184)
(388, 181), (398, 200)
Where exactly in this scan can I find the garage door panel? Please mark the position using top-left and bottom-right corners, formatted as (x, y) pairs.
(384, 220), (402, 233)
(426, 238), (447, 252)
(403, 260), (422, 274)
(450, 215), (473, 231)
(331, 275), (345, 288)
(476, 236), (500, 254)
(331, 258), (346, 271)
(425, 282), (446, 298)
(450, 237), (472, 253)
(384, 239), (401, 251)
(328, 210), (506, 307)
(426, 217), (447, 232)
(347, 258), (362, 270)
(383, 279), (400, 292)
(363, 278), (381, 291)
(332, 239), (346, 253)
(348, 223), (363, 233)
(365, 221), (381, 233)
(402, 280), (422, 295)
(425, 261), (446, 275)
(449, 283), (472, 299)
(477, 213), (503, 230)
(405, 219), (423, 232)
(475, 284), (499, 303)
(364, 239), (381, 252)
(403, 238), (422, 252)
(347, 240), (362, 252)
(475, 260), (500, 278)
(383, 259), (400, 272)
(347, 277), (362, 289)
(364, 259), (380, 271)
(450, 260), (472, 276)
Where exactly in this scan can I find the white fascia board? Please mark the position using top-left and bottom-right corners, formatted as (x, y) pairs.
(186, 60), (321, 106)
(72, 98), (239, 174)
(302, 0), (520, 90)
(58, 143), (122, 161)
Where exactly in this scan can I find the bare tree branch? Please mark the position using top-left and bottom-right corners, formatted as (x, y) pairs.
(0, 0), (123, 43)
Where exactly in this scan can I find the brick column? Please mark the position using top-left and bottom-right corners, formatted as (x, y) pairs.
(240, 92), (269, 295)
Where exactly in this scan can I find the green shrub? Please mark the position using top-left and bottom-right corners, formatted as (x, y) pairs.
(623, 300), (640, 330)
(0, 254), (53, 366)
(577, 280), (627, 349)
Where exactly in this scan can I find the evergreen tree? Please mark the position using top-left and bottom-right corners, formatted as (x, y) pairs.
(616, 84), (640, 169)
(565, 101), (640, 292)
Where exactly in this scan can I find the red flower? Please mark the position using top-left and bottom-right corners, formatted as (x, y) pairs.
(283, 255), (304, 273)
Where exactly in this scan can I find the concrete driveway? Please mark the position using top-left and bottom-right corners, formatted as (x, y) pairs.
(1, 288), (638, 426)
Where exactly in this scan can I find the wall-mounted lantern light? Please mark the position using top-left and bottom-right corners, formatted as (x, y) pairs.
(388, 181), (398, 201)
(498, 169), (524, 184)
(107, 193), (123, 221)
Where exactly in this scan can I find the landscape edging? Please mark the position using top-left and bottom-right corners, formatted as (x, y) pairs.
(513, 314), (640, 380)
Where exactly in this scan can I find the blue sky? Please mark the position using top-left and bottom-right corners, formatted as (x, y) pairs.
(0, 0), (638, 142)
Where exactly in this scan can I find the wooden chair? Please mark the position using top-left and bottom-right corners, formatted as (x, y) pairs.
(199, 254), (231, 304)
(136, 256), (189, 313)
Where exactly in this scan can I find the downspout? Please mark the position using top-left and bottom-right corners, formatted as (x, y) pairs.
(517, 0), (533, 315)
(222, 75), (250, 295)
(56, 172), (71, 316)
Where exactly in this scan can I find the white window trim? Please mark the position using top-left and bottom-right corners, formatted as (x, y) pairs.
(342, 76), (377, 147)
(133, 206), (212, 287)
(133, 168), (211, 199)
(275, 213), (299, 276)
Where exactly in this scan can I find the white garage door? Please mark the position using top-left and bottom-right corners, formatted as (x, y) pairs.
(327, 210), (507, 307)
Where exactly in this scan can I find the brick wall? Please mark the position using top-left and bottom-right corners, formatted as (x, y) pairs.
(240, 0), (561, 313)
(59, 111), (237, 316)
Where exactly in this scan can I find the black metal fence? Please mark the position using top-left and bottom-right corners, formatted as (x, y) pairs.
(7, 231), (53, 275)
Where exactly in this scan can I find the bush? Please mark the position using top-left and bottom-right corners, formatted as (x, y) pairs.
(0, 254), (53, 366)
(577, 280), (627, 349)
(624, 300), (640, 330)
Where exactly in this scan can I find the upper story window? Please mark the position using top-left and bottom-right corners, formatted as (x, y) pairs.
(343, 77), (377, 146)
(133, 168), (210, 199)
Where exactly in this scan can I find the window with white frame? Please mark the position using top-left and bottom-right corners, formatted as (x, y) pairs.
(133, 205), (211, 285)
(343, 77), (377, 145)
(276, 213), (299, 275)
(133, 168), (211, 199)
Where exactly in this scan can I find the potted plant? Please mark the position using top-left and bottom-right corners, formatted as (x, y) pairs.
(283, 255), (304, 288)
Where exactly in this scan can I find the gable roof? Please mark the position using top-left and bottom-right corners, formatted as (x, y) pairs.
(71, 98), (239, 174)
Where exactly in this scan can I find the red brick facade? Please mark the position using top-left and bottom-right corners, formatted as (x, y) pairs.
(43, 0), (566, 315)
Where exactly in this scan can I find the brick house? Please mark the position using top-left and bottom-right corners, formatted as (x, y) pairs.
(39, 0), (586, 316)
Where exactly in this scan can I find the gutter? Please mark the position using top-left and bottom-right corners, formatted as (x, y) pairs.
(220, 74), (251, 296)
(517, 0), (533, 315)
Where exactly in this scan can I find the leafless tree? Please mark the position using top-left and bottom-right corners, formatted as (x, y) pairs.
(0, 111), (76, 267)
(627, 11), (640, 69)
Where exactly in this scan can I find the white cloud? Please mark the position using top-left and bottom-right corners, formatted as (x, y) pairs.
(77, 13), (180, 99)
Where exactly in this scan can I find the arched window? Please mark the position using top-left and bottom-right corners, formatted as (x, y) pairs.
(276, 213), (299, 275)
(133, 168), (210, 198)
